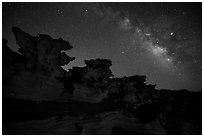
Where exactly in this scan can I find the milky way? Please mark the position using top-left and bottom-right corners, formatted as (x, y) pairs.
(2, 2), (202, 90)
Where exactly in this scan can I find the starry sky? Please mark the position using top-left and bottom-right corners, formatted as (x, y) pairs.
(2, 2), (202, 91)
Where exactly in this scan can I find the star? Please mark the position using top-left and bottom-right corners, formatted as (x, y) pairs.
(145, 33), (151, 36)
(56, 9), (64, 16)
(166, 58), (172, 62)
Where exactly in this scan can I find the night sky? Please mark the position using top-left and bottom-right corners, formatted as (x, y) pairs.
(2, 2), (202, 91)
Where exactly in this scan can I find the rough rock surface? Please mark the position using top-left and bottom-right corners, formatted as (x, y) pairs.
(58, 58), (114, 103)
(3, 27), (75, 101)
(2, 28), (202, 135)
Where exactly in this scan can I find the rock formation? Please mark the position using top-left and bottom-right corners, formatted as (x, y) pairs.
(3, 27), (75, 101)
(2, 27), (202, 135)
(58, 58), (114, 102)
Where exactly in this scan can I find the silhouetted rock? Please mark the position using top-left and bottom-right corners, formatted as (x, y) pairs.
(2, 38), (27, 81)
(59, 58), (114, 103)
(109, 75), (157, 104)
(2, 28), (201, 135)
(3, 27), (75, 101)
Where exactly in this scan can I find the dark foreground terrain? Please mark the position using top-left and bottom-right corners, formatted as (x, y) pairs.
(3, 90), (202, 135)
(2, 27), (202, 135)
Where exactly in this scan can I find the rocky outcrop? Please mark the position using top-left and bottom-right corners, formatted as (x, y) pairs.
(3, 27), (75, 101)
(108, 75), (157, 104)
(2, 27), (157, 103)
(58, 58), (114, 103)
(2, 28), (201, 135)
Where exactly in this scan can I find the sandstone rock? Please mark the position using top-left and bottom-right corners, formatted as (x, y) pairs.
(3, 27), (75, 101)
(60, 58), (114, 103)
